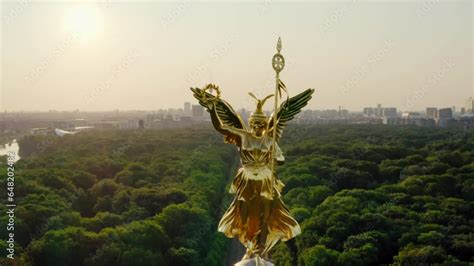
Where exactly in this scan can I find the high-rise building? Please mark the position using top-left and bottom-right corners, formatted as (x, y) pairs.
(438, 108), (453, 119)
(184, 102), (191, 116)
(437, 108), (453, 127)
(383, 107), (397, 118)
(466, 97), (474, 113)
(426, 107), (438, 119)
(192, 105), (204, 117)
(376, 104), (383, 117)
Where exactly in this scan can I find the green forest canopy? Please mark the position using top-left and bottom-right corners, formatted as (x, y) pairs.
(0, 124), (472, 265)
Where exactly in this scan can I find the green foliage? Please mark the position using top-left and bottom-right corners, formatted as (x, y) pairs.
(393, 244), (447, 265)
(26, 227), (101, 266)
(4, 128), (235, 265)
(301, 245), (340, 266)
(277, 125), (474, 265)
(4, 125), (473, 265)
(71, 171), (97, 190)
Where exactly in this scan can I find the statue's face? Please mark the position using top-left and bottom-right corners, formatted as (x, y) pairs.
(250, 120), (266, 137)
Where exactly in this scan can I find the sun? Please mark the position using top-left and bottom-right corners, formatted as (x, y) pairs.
(64, 5), (102, 41)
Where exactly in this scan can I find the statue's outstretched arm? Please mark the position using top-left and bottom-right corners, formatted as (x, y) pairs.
(209, 105), (246, 137)
(191, 85), (246, 146)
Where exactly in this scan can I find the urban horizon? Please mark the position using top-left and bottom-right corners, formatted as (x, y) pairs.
(1, 97), (472, 114)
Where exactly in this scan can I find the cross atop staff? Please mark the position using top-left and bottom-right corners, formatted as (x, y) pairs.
(272, 37), (285, 73)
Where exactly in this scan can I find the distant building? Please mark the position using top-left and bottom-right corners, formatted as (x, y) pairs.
(388, 113), (435, 127)
(375, 104), (382, 117)
(461, 107), (466, 115)
(167, 108), (179, 114)
(184, 102), (191, 116)
(31, 128), (54, 136)
(402, 112), (421, 119)
(459, 114), (474, 129)
(49, 120), (74, 131)
(438, 108), (453, 119)
(364, 105), (395, 118)
(339, 109), (349, 117)
(382, 108), (397, 118)
(192, 105), (204, 117)
(91, 121), (120, 130)
(320, 109), (339, 118)
(383, 117), (399, 125)
(437, 108), (454, 128)
(72, 119), (87, 127)
(466, 97), (474, 113)
(417, 118), (436, 127)
(363, 107), (374, 117)
(117, 120), (142, 130)
(181, 116), (192, 122)
(426, 108), (438, 119)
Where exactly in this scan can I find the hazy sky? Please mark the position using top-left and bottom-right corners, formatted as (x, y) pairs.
(1, 1), (473, 112)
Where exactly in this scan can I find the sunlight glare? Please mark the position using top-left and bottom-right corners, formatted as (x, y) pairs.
(64, 5), (102, 42)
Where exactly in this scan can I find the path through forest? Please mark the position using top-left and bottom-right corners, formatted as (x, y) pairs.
(221, 153), (245, 265)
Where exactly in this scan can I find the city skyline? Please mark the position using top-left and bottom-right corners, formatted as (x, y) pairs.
(0, 98), (472, 114)
(1, 1), (473, 112)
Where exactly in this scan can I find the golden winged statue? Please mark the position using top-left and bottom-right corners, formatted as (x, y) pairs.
(190, 83), (314, 261)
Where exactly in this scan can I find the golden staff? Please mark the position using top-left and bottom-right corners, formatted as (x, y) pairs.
(270, 37), (285, 196)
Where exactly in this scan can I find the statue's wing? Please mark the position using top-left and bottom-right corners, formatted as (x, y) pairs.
(190, 87), (246, 145)
(267, 88), (315, 140)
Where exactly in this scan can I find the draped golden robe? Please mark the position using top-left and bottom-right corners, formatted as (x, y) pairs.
(217, 131), (301, 258)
